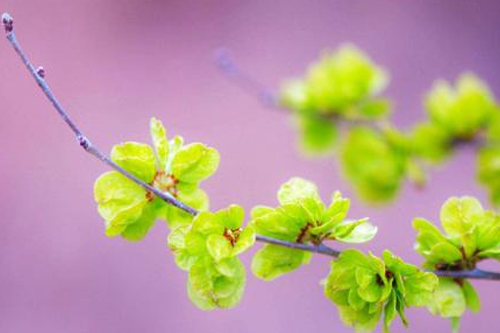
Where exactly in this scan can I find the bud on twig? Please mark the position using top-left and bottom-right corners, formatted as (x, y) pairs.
(2, 13), (13, 33)
(36, 66), (45, 78)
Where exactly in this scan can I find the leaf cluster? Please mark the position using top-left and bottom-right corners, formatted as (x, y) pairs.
(251, 177), (377, 280)
(89, 119), (500, 332)
(278, 44), (500, 206)
(279, 44), (391, 154)
(168, 205), (255, 310)
(413, 196), (500, 328)
(94, 117), (219, 240)
(324, 249), (437, 332)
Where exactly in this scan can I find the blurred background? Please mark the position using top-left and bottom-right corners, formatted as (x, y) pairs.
(1, 0), (500, 332)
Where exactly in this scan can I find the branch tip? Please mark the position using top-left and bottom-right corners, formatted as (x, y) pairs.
(2, 12), (13, 33)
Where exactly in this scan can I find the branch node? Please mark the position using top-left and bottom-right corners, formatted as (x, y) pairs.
(36, 66), (45, 78)
(77, 134), (91, 150)
(2, 12), (13, 33)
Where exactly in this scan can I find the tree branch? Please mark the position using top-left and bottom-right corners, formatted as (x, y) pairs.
(4, 12), (499, 281)
(214, 48), (280, 109)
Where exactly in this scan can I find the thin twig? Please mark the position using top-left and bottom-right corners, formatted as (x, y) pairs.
(255, 235), (341, 257)
(4, 13), (500, 281)
(214, 48), (280, 109)
(2, 13), (197, 216)
(213, 48), (388, 131)
(432, 268), (500, 280)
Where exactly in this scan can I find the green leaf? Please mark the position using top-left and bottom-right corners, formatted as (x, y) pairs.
(340, 127), (407, 202)
(111, 142), (157, 182)
(150, 117), (169, 170)
(233, 225), (256, 256)
(214, 204), (244, 230)
(383, 292), (397, 333)
(172, 143), (220, 184)
(251, 245), (312, 281)
(425, 73), (498, 138)
(429, 243), (463, 264)
(187, 278), (217, 311)
(409, 122), (451, 163)
(478, 248), (500, 261)
(333, 219), (377, 243)
(338, 304), (382, 333)
(404, 271), (439, 307)
(277, 177), (320, 205)
(168, 226), (197, 271)
(94, 171), (158, 240)
(304, 44), (389, 113)
(427, 278), (466, 318)
(486, 115), (500, 143)
(412, 217), (463, 266)
(120, 199), (160, 241)
(187, 257), (246, 310)
(462, 280), (480, 313)
(187, 259), (217, 307)
(357, 280), (383, 303)
(440, 196), (483, 238)
(206, 234), (232, 262)
(191, 211), (224, 236)
(357, 98), (391, 119)
(251, 207), (306, 242)
(251, 205), (274, 220)
(348, 288), (366, 311)
(475, 211), (500, 250)
(295, 114), (337, 155)
(309, 192), (349, 236)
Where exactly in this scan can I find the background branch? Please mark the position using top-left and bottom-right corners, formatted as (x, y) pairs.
(214, 48), (280, 109)
(4, 12), (499, 281)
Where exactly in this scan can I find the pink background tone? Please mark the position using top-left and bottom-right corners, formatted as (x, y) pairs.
(1, 1), (500, 332)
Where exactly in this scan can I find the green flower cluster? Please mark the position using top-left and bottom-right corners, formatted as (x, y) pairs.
(413, 196), (500, 328)
(94, 117), (219, 240)
(251, 177), (377, 281)
(279, 44), (391, 154)
(411, 73), (499, 163)
(168, 205), (255, 310)
(339, 73), (500, 204)
(277, 43), (500, 207)
(324, 249), (438, 332)
(425, 74), (497, 140)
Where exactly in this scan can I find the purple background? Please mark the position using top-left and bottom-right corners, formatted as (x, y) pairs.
(1, 1), (500, 332)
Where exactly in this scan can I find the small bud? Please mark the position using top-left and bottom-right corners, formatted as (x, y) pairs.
(77, 134), (91, 150)
(2, 13), (13, 33)
(36, 66), (45, 78)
